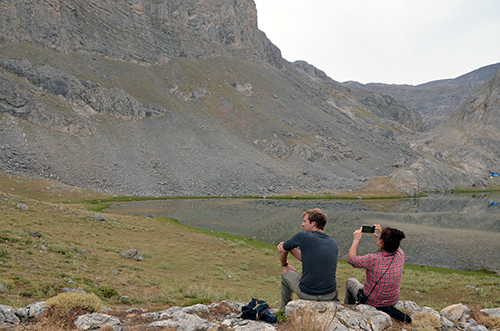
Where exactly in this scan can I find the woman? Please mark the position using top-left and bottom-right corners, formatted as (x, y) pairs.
(344, 224), (411, 323)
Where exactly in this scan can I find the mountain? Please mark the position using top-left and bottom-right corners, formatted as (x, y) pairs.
(415, 67), (500, 179)
(343, 63), (500, 131)
(0, 0), (498, 196)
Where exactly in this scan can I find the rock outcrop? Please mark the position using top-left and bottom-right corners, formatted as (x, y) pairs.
(2, 300), (500, 331)
(0, 59), (168, 133)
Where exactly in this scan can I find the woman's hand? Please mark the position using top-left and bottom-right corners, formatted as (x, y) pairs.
(373, 224), (382, 237)
(353, 228), (363, 242)
(348, 228), (363, 261)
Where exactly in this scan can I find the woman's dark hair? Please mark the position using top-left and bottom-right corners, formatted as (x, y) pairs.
(380, 227), (405, 253)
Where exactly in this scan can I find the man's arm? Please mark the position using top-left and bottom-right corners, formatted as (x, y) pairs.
(289, 248), (302, 262)
(278, 242), (302, 264)
(278, 244), (289, 265)
(277, 242), (298, 275)
(278, 242), (301, 262)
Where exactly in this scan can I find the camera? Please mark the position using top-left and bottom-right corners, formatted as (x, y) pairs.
(362, 225), (375, 233)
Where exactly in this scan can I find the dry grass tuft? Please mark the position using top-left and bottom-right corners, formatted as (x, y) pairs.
(41, 306), (90, 330)
(97, 326), (115, 331)
(45, 292), (103, 322)
(411, 312), (442, 331)
(30, 292), (103, 330)
(282, 308), (337, 331)
(472, 309), (500, 330)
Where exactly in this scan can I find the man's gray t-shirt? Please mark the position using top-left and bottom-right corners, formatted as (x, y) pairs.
(283, 231), (338, 295)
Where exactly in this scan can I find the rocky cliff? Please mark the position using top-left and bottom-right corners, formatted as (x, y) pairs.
(0, 0), (498, 196)
(343, 63), (500, 130)
(0, 0), (283, 67)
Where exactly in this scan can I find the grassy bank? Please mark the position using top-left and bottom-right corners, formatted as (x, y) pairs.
(1, 170), (499, 312)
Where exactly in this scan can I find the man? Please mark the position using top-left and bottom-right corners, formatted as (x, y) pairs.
(277, 208), (339, 308)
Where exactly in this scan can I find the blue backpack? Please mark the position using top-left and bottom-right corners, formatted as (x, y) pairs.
(241, 298), (277, 323)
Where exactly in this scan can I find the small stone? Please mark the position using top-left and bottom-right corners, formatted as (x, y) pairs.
(94, 214), (106, 221)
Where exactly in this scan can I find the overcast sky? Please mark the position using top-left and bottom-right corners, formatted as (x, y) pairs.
(253, 0), (500, 85)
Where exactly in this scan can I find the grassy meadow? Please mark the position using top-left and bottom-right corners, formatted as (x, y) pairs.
(1, 170), (500, 313)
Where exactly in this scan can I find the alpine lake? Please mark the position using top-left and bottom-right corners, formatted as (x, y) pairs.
(107, 192), (500, 273)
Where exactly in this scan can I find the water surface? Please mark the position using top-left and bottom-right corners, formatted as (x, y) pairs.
(108, 192), (500, 272)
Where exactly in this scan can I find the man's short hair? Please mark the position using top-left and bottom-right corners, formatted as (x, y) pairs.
(302, 208), (327, 230)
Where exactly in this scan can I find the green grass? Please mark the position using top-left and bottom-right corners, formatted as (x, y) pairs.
(1, 170), (499, 312)
(353, 106), (375, 119)
(80, 192), (430, 205)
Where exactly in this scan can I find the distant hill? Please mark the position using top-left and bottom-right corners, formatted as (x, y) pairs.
(0, 0), (499, 196)
(418, 67), (500, 179)
(343, 63), (500, 130)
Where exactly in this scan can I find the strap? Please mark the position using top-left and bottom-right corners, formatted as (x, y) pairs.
(364, 255), (395, 299)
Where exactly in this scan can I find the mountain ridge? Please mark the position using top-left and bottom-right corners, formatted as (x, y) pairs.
(1, 0), (499, 197)
(343, 63), (500, 130)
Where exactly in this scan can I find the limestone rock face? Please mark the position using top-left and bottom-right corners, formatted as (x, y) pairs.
(0, 0), (283, 68)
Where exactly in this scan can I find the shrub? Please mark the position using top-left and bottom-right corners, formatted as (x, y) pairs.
(20, 280), (59, 299)
(91, 286), (120, 299)
(0, 247), (9, 258)
(48, 244), (73, 256)
(153, 293), (173, 305)
(182, 298), (212, 307)
(275, 307), (287, 323)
